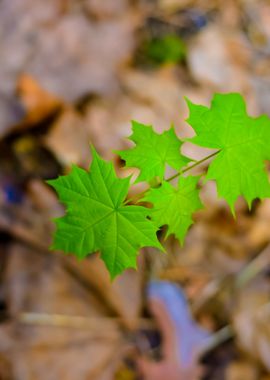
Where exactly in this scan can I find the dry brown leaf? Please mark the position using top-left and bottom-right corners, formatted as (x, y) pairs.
(0, 0), (135, 102)
(225, 361), (259, 380)
(69, 255), (143, 330)
(43, 108), (91, 168)
(16, 74), (63, 127)
(188, 25), (252, 95)
(84, 0), (129, 19)
(233, 280), (270, 371)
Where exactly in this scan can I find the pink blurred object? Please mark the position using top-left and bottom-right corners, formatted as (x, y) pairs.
(138, 281), (210, 380)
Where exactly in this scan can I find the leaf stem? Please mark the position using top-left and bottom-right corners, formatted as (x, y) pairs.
(125, 150), (220, 204)
(166, 150), (220, 182)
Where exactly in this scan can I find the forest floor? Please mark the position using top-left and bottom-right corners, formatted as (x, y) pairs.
(1, 0), (270, 379)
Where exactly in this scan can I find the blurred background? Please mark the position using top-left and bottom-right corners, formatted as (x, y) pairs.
(1, 0), (270, 379)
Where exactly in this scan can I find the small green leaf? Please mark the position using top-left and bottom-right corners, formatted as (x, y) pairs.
(48, 147), (163, 279)
(117, 121), (190, 183)
(143, 34), (186, 65)
(143, 176), (202, 244)
(186, 93), (270, 211)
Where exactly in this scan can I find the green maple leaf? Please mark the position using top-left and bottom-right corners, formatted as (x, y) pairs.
(143, 176), (202, 244)
(117, 121), (190, 183)
(186, 93), (270, 211)
(47, 147), (163, 279)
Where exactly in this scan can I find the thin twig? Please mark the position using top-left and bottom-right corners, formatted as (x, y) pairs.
(235, 243), (270, 288)
(18, 312), (156, 330)
(199, 325), (234, 357)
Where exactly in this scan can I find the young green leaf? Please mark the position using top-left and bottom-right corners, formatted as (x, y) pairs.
(47, 147), (163, 279)
(117, 121), (190, 183)
(143, 176), (202, 244)
(142, 34), (186, 65)
(186, 93), (270, 211)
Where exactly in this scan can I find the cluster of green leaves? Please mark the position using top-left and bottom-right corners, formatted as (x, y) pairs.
(48, 93), (270, 279)
(140, 34), (186, 65)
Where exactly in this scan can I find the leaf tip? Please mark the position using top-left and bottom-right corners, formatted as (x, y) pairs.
(90, 144), (98, 158)
(46, 178), (54, 187)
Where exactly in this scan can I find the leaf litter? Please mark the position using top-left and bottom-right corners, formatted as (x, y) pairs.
(1, 0), (270, 379)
